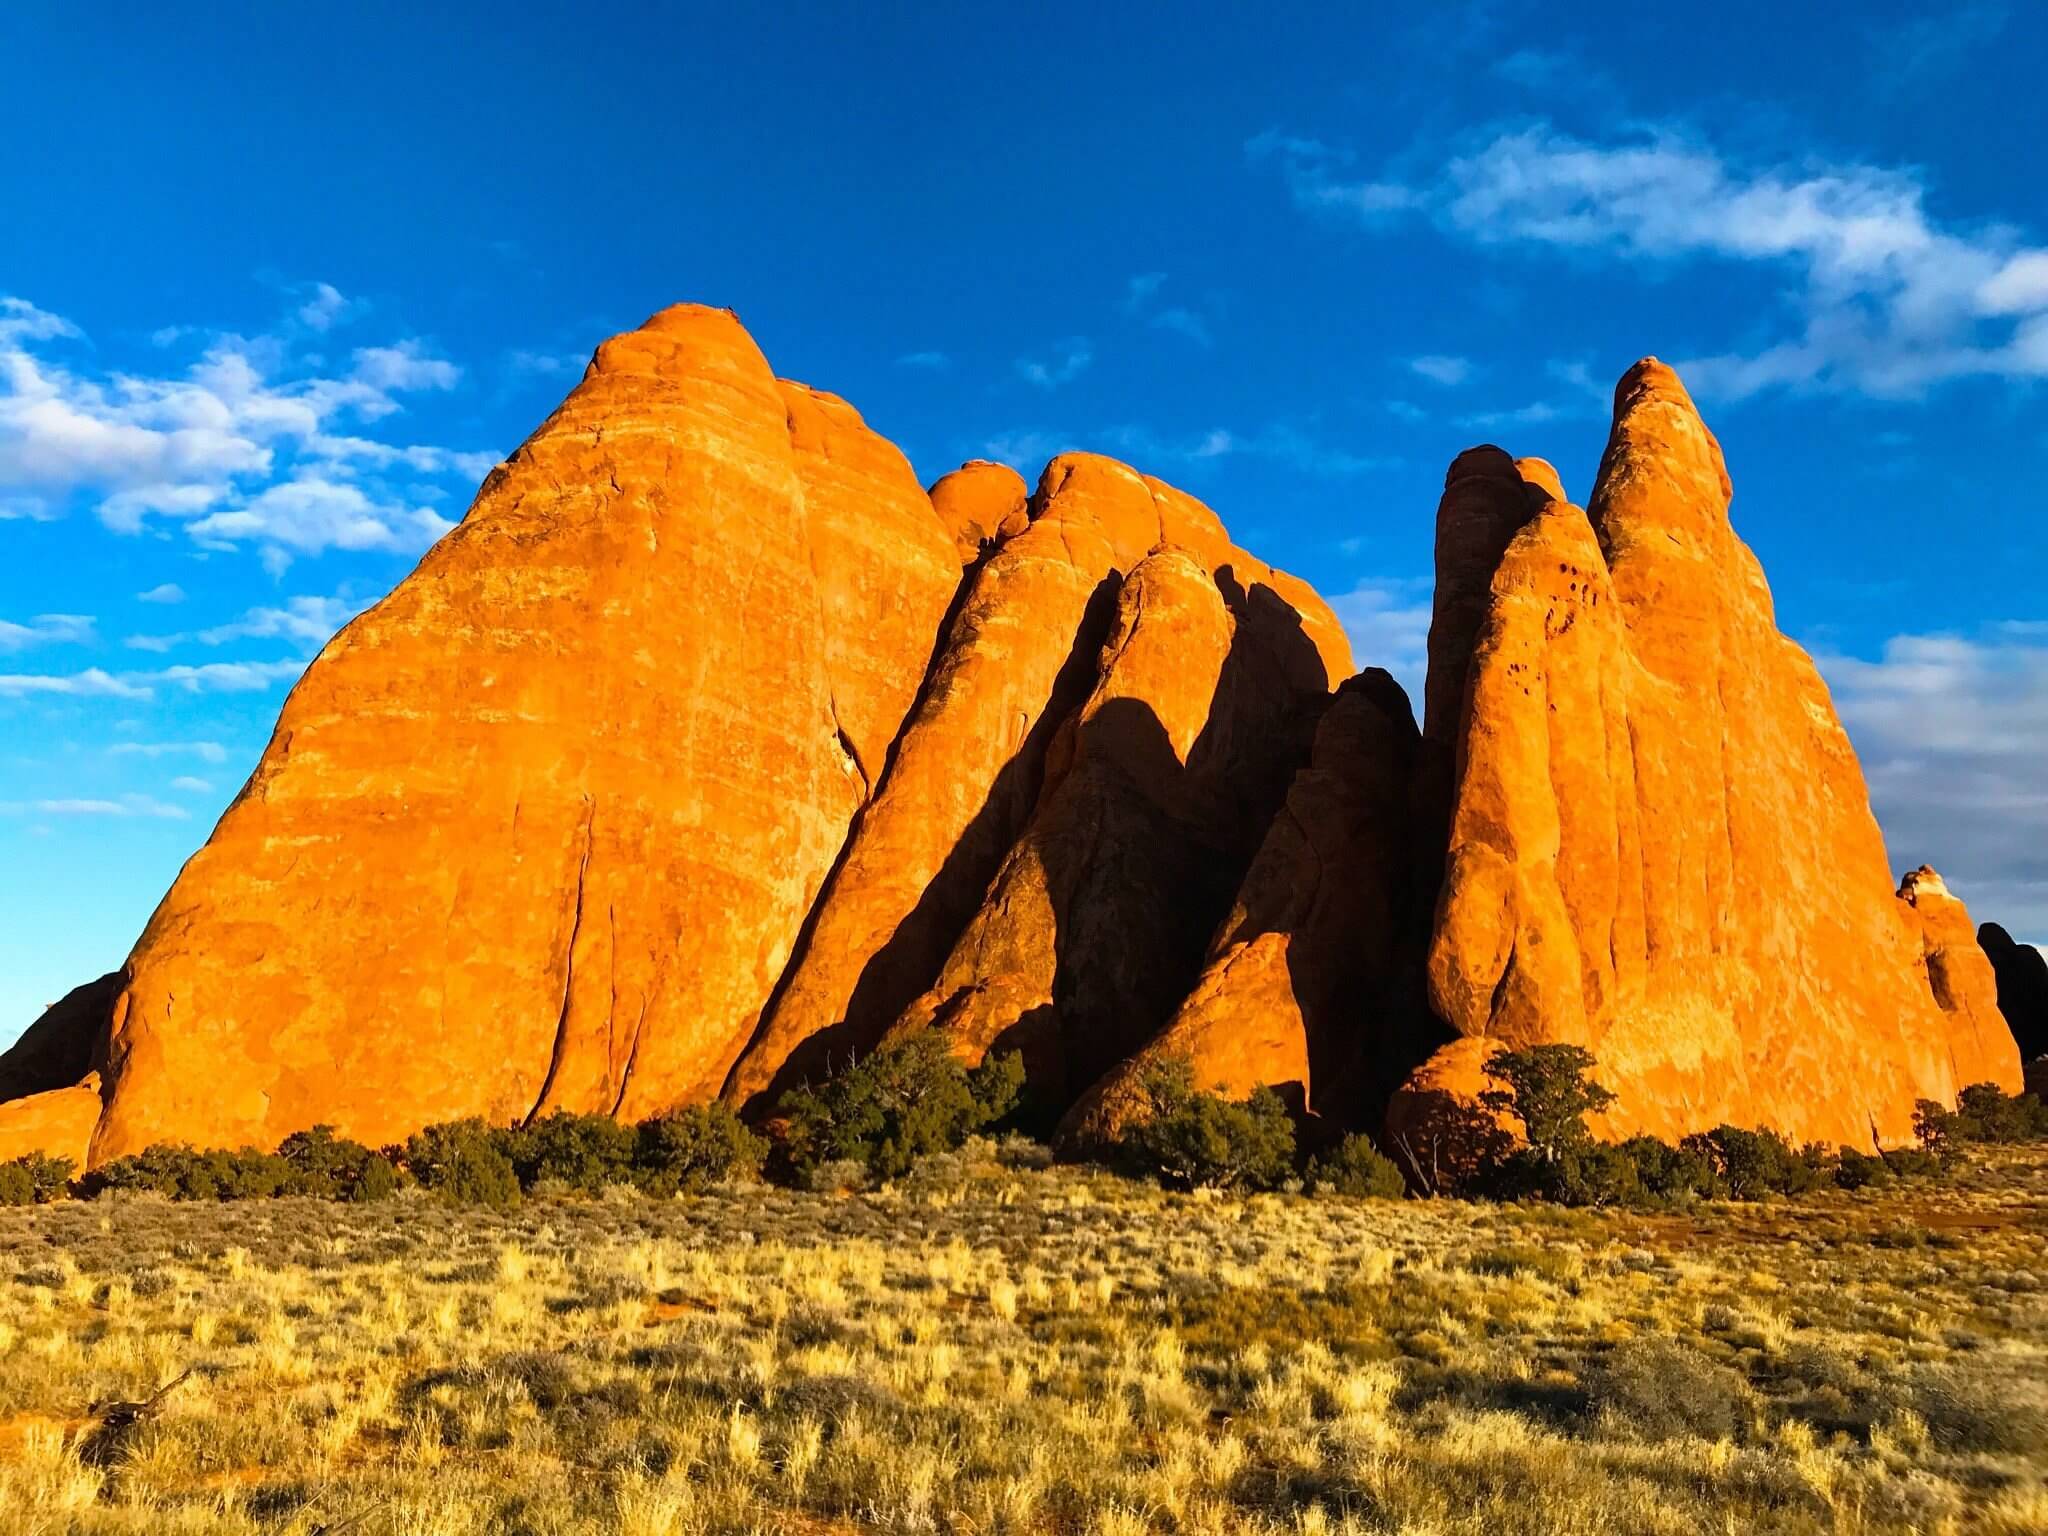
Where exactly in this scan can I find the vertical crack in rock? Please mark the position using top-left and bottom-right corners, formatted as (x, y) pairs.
(527, 800), (596, 1124)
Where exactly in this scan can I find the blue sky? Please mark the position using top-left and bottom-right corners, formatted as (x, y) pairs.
(4, 1), (2046, 1040)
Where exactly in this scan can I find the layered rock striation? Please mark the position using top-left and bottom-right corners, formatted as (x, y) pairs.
(0, 311), (2021, 1166)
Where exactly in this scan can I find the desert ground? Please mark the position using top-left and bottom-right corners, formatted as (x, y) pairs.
(3, 1141), (2045, 1535)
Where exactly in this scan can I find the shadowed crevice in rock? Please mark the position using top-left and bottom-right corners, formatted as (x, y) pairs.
(730, 572), (1124, 1111)
(898, 551), (1333, 1123)
(1058, 665), (1430, 1152)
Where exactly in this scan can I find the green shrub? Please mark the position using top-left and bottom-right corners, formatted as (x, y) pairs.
(1913, 1097), (1957, 1157)
(634, 1102), (767, 1195)
(775, 1030), (1025, 1182)
(1479, 1044), (1616, 1166)
(1117, 1059), (1297, 1192)
(0, 1152), (75, 1205)
(1953, 1082), (2048, 1143)
(276, 1125), (398, 1201)
(506, 1110), (637, 1193)
(1880, 1144), (1944, 1180)
(401, 1118), (521, 1208)
(1617, 1135), (1721, 1202)
(85, 1142), (291, 1200)
(1679, 1125), (1822, 1199)
(1307, 1133), (1406, 1198)
(1835, 1146), (1894, 1191)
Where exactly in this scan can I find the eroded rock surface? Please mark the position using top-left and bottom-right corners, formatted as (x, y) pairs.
(90, 305), (960, 1160)
(1412, 361), (2021, 1147)
(0, 320), (2019, 1168)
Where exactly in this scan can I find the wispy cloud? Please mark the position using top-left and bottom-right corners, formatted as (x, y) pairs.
(0, 667), (145, 700)
(1120, 273), (1217, 348)
(0, 613), (94, 654)
(1409, 355), (1471, 387)
(1149, 308), (1213, 348)
(135, 583), (186, 605)
(1253, 122), (2048, 400)
(0, 654), (307, 701)
(0, 793), (188, 820)
(169, 775), (213, 794)
(108, 740), (229, 764)
(1246, 131), (1420, 220)
(127, 591), (367, 654)
(1866, 3), (2007, 96)
(1121, 273), (1168, 314)
(1819, 623), (2048, 942)
(294, 281), (361, 334)
(1015, 339), (1093, 391)
(897, 351), (950, 370)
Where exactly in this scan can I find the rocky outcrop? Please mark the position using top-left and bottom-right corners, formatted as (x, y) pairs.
(723, 455), (1350, 1111)
(88, 305), (962, 1160)
(1059, 668), (1418, 1147)
(1412, 360), (2021, 1148)
(1897, 868), (2021, 1091)
(1979, 922), (2048, 1062)
(0, 316), (2021, 1168)
(888, 530), (1343, 1104)
(0, 1074), (100, 1167)
(929, 459), (1030, 565)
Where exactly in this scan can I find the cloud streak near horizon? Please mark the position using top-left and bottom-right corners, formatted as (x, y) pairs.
(1252, 122), (2048, 401)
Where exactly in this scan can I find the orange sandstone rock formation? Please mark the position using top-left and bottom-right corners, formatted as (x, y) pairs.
(0, 315), (2022, 1168)
(1409, 361), (2021, 1147)
(89, 305), (960, 1160)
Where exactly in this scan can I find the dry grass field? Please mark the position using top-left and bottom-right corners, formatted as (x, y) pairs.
(3, 1139), (2045, 1535)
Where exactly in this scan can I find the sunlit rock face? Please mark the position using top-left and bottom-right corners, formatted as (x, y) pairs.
(1408, 361), (2021, 1149)
(0, 316), (2019, 1166)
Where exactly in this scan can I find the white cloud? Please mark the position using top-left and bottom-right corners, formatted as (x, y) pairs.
(136, 583), (186, 605)
(295, 282), (358, 333)
(507, 348), (585, 377)
(129, 591), (369, 654)
(1016, 339), (1093, 390)
(108, 740), (229, 764)
(0, 667), (147, 700)
(350, 340), (460, 393)
(0, 614), (94, 654)
(186, 474), (452, 557)
(169, 776), (214, 794)
(1256, 123), (2048, 399)
(1247, 131), (1420, 220)
(149, 658), (308, 693)
(3, 794), (189, 820)
(0, 655), (306, 701)
(0, 293), (491, 559)
(1819, 625), (2048, 943)
(1409, 354), (1472, 386)
(1330, 577), (1432, 704)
